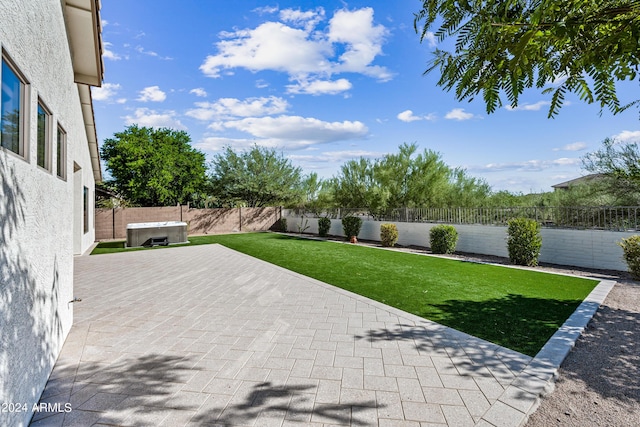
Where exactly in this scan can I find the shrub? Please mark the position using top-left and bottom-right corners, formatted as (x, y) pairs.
(380, 223), (399, 247)
(318, 217), (331, 237)
(619, 235), (640, 278)
(342, 216), (363, 240)
(275, 217), (287, 232)
(507, 218), (542, 266)
(429, 225), (458, 254)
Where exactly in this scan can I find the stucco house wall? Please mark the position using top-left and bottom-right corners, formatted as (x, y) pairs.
(0, 1), (102, 426)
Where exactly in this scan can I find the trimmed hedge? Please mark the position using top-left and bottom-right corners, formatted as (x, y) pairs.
(619, 235), (640, 279)
(318, 217), (331, 237)
(507, 218), (542, 266)
(429, 225), (458, 254)
(380, 223), (399, 247)
(342, 216), (363, 240)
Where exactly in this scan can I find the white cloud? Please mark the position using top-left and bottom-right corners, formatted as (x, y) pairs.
(614, 130), (640, 143)
(103, 42), (122, 61)
(124, 108), (186, 130)
(135, 45), (172, 60)
(280, 7), (325, 31)
(553, 142), (587, 152)
(505, 101), (550, 111)
(288, 150), (382, 163)
(92, 83), (121, 101)
(207, 115), (368, 150)
(444, 108), (477, 121)
(201, 22), (332, 78)
(423, 31), (437, 48)
(327, 8), (390, 80)
(470, 157), (581, 173)
(200, 7), (391, 86)
(253, 6), (279, 15)
(397, 110), (436, 122)
(186, 96), (289, 121)
(548, 74), (568, 87)
(137, 86), (167, 102)
(286, 78), (352, 95)
(195, 137), (258, 152)
(189, 88), (208, 97)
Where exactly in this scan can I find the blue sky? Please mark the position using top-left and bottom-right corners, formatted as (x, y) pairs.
(93, 0), (640, 194)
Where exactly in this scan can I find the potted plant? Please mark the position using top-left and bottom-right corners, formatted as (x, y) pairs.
(342, 216), (363, 243)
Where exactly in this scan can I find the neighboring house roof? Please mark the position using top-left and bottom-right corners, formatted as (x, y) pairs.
(63, 0), (104, 182)
(551, 173), (606, 190)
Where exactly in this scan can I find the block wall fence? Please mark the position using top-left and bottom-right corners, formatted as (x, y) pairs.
(96, 206), (281, 240)
(284, 213), (635, 272)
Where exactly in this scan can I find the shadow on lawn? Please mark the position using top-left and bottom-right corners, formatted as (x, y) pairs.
(424, 293), (583, 356)
(358, 294), (583, 358)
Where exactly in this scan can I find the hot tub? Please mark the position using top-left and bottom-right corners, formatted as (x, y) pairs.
(126, 221), (188, 247)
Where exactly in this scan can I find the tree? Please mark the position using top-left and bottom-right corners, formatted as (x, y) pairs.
(582, 137), (640, 203)
(332, 143), (491, 213)
(209, 145), (303, 207)
(333, 157), (387, 214)
(297, 173), (335, 214)
(100, 125), (207, 206)
(415, 1), (640, 117)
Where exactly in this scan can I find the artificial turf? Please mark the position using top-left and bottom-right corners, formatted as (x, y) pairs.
(92, 232), (598, 356)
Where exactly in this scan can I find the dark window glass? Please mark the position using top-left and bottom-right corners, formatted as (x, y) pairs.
(37, 103), (47, 168)
(1, 60), (22, 154)
(57, 126), (66, 178)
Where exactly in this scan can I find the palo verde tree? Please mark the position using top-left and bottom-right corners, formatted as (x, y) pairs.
(582, 137), (640, 204)
(333, 143), (491, 213)
(415, 1), (640, 117)
(209, 145), (303, 207)
(100, 125), (207, 206)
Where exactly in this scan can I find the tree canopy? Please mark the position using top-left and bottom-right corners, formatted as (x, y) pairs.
(209, 145), (303, 207)
(100, 125), (207, 206)
(332, 143), (491, 214)
(415, 1), (640, 117)
(582, 137), (640, 203)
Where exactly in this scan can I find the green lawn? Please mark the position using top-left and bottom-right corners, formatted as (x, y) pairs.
(92, 232), (598, 356)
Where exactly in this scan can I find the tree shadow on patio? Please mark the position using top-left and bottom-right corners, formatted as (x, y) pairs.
(190, 381), (378, 426)
(1, 155), (65, 426)
(33, 352), (203, 425)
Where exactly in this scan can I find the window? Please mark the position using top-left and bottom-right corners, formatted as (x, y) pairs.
(1, 56), (26, 156)
(83, 186), (89, 234)
(56, 125), (66, 179)
(37, 101), (51, 170)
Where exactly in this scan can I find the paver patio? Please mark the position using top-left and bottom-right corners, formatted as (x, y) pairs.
(29, 244), (613, 426)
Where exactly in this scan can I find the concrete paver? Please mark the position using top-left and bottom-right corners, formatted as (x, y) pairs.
(30, 244), (613, 426)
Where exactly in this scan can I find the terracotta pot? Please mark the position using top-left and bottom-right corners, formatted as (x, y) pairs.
(350, 236), (358, 244)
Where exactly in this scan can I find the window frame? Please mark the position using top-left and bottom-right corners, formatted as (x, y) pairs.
(36, 99), (52, 171)
(83, 186), (90, 234)
(56, 124), (67, 180)
(1, 52), (29, 158)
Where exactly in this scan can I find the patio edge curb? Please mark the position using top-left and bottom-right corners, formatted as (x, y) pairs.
(479, 279), (616, 427)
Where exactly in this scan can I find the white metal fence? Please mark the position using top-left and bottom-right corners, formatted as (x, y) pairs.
(289, 206), (640, 231)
